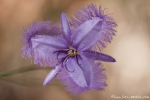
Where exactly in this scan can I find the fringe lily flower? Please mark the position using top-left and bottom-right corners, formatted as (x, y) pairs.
(22, 4), (117, 95)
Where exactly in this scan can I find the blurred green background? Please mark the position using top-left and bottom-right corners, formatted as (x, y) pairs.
(0, 0), (150, 100)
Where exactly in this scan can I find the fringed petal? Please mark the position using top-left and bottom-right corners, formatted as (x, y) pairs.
(21, 21), (68, 66)
(58, 55), (106, 96)
(70, 3), (117, 50)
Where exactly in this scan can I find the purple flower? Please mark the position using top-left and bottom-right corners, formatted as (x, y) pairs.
(22, 4), (117, 95)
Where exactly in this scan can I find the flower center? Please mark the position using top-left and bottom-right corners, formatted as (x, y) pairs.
(53, 46), (83, 72)
(68, 46), (78, 57)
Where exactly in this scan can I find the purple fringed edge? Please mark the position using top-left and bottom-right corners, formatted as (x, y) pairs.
(70, 3), (117, 50)
(58, 62), (107, 96)
(21, 21), (61, 66)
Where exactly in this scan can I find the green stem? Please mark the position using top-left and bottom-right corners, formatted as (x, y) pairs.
(0, 65), (50, 77)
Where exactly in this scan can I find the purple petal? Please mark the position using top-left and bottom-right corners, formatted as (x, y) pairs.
(58, 55), (106, 95)
(31, 35), (68, 66)
(82, 51), (116, 62)
(61, 12), (71, 43)
(22, 21), (68, 66)
(31, 35), (68, 50)
(70, 4), (117, 50)
(71, 17), (101, 50)
(77, 19), (104, 51)
(43, 64), (62, 86)
(66, 57), (89, 87)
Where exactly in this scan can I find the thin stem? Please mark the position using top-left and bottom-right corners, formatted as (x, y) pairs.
(0, 65), (50, 77)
